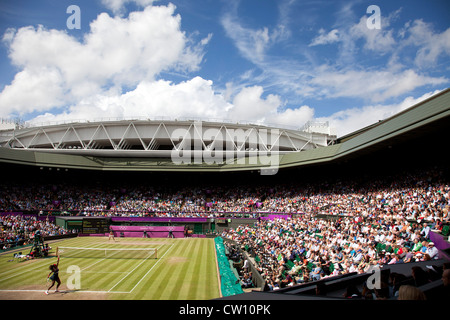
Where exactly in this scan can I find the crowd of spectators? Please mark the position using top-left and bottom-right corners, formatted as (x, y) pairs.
(217, 166), (449, 293)
(0, 183), (210, 216)
(0, 214), (70, 250)
(0, 167), (449, 222)
(224, 241), (255, 290)
(221, 215), (444, 292)
(0, 163), (449, 299)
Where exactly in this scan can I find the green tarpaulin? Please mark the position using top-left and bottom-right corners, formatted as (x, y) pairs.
(214, 237), (244, 297)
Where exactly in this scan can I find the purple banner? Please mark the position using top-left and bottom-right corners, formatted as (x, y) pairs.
(110, 225), (185, 238)
(0, 212), (23, 216)
(110, 226), (185, 232)
(111, 217), (207, 223)
(259, 214), (290, 220)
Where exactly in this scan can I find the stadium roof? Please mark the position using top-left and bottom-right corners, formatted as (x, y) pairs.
(0, 87), (449, 173)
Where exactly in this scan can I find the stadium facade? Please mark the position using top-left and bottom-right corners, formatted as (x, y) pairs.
(0, 87), (449, 173)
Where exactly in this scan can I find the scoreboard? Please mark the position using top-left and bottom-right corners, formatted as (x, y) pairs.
(82, 218), (110, 234)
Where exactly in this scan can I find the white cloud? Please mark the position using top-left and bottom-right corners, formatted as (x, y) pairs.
(269, 105), (315, 128)
(349, 16), (396, 53)
(23, 69), (446, 141)
(309, 28), (340, 47)
(200, 33), (214, 46)
(317, 90), (442, 137)
(101, 0), (157, 15)
(301, 7), (450, 104)
(219, 3), (448, 107)
(221, 14), (270, 64)
(228, 86), (282, 123)
(0, 68), (65, 116)
(29, 77), (232, 125)
(310, 65), (447, 102)
(220, 3), (289, 65)
(404, 19), (450, 68)
(2, 2), (314, 130)
(0, 4), (208, 118)
(29, 76), (314, 129)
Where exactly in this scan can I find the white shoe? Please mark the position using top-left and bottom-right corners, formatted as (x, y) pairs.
(45, 290), (49, 295)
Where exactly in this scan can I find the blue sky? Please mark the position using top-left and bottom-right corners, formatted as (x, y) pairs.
(0, 0), (449, 136)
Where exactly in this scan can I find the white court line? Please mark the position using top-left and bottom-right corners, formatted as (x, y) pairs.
(0, 289), (129, 294)
(128, 243), (175, 293)
(107, 243), (171, 293)
(0, 241), (109, 281)
(1, 241), (172, 295)
(0, 256), (62, 282)
(80, 253), (110, 271)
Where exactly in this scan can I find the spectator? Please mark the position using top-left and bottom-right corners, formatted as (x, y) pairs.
(343, 284), (361, 299)
(288, 260), (302, 277)
(420, 223), (430, 240)
(443, 268), (450, 287)
(387, 254), (399, 265)
(441, 269), (450, 300)
(411, 267), (430, 287)
(315, 283), (327, 296)
(373, 281), (390, 300)
(402, 247), (414, 263)
(412, 238), (422, 253)
(398, 285), (427, 300)
(310, 262), (322, 281)
(425, 242), (439, 260)
(0, 214), (69, 250)
(240, 273), (253, 289)
(389, 272), (407, 298)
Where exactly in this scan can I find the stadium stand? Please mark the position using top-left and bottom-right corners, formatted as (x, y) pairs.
(0, 213), (72, 251)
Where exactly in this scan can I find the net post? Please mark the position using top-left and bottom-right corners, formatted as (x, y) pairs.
(155, 248), (158, 259)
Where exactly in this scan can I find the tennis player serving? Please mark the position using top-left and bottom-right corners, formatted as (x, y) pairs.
(45, 253), (61, 294)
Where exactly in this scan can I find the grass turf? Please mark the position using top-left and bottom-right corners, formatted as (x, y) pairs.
(0, 236), (221, 300)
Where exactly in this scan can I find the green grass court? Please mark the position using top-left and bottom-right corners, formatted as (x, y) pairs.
(0, 237), (221, 300)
